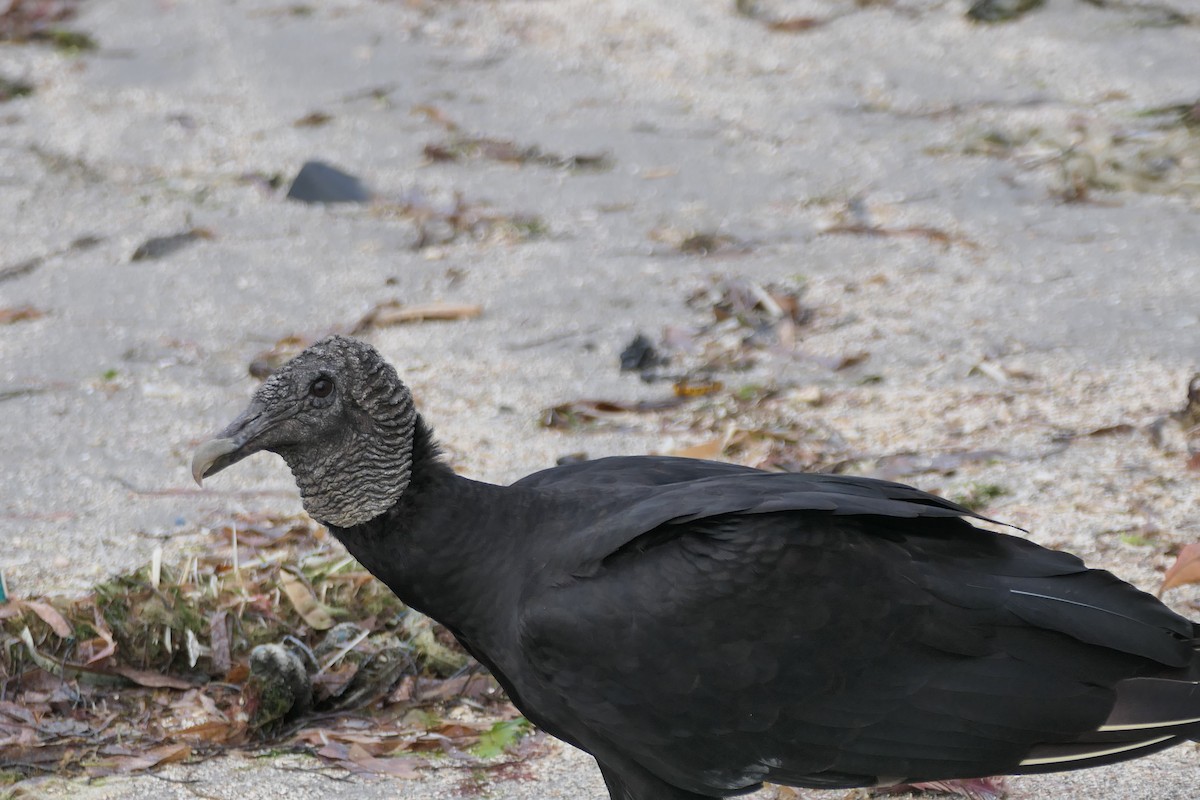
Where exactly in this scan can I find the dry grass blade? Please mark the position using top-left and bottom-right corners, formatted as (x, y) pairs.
(767, 17), (824, 31)
(353, 300), (483, 332)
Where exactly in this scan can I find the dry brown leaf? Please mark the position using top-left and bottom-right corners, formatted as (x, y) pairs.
(317, 738), (425, 772)
(298, 728), (418, 753)
(347, 743), (422, 777)
(80, 634), (116, 665)
(876, 777), (1009, 800)
(316, 739), (352, 760)
(393, 672), (495, 703)
(1160, 543), (1200, 596)
(294, 111), (333, 128)
(678, 232), (734, 255)
(107, 743), (192, 773)
(388, 675), (417, 703)
(671, 424), (737, 461)
(81, 606), (117, 664)
(423, 143), (458, 162)
(671, 438), (728, 460)
(280, 570), (335, 630)
(176, 720), (240, 743)
(22, 600), (73, 638)
(428, 721), (484, 740)
(0, 700), (37, 725)
(0, 305), (45, 325)
(224, 662), (250, 683)
(113, 666), (194, 690)
(313, 662), (360, 701)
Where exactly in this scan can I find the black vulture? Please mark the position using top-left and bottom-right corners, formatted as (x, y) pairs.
(193, 335), (1200, 800)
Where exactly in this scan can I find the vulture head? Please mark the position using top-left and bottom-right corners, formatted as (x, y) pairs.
(192, 336), (417, 527)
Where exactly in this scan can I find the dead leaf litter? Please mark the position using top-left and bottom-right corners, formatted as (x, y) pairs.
(0, 513), (528, 785)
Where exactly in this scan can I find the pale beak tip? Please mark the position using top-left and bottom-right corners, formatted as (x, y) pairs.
(191, 437), (240, 488)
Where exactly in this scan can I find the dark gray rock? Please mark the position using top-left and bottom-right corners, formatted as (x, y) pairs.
(286, 160), (371, 204)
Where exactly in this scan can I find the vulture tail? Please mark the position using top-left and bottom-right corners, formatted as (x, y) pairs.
(1017, 676), (1200, 773)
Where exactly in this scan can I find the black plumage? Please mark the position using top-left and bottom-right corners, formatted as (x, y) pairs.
(193, 336), (1200, 799)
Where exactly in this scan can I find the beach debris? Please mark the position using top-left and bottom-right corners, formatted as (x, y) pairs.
(1159, 543), (1200, 596)
(619, 333), (668, 373)
(966, 0), (1044, 23)
(0, 305), (45, 325)
(424, 134), (612, 172)
(286, 160), (372, 204)
(293, 110), (333, 128)
(0, 513), (523, 783)
(131, 228), (214, 262)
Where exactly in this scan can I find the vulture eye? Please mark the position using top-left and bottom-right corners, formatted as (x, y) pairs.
(310, 377), (334, 398)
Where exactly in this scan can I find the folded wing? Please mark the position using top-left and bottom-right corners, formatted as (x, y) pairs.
(517, 461), (1199, 793)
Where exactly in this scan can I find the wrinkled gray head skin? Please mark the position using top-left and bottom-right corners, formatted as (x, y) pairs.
(192, 335), (417, 528)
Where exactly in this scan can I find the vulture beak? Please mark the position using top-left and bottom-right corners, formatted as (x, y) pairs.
(191, 402), (272, 486)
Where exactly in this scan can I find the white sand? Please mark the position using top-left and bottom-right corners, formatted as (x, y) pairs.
(2, 0), (1199, 796)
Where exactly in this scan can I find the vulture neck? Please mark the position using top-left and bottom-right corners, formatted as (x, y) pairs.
(327, 415), (529, 650)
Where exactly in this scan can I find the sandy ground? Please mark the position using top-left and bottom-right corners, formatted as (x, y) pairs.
(2, 0), (1200, 796)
